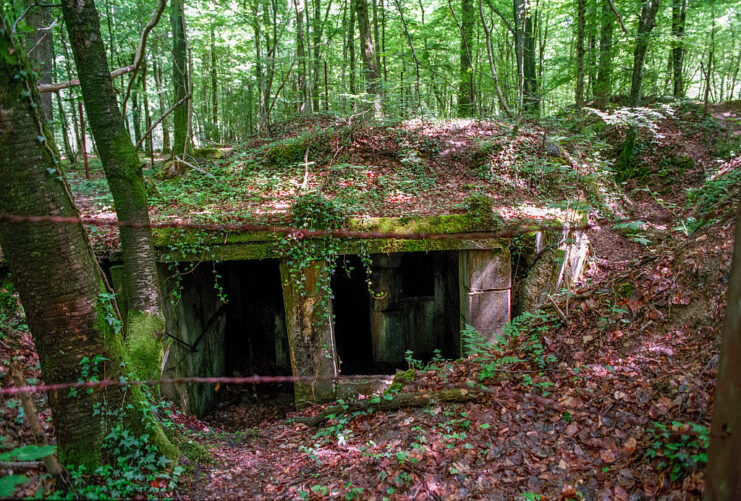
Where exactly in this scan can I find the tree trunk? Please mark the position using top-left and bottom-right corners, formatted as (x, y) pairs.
(0, 20), (175, 469)
(294, 0), (308, 112)
(478, 0), (513, 116)
(23, 1), (54, 126)
(210, 27), (218, 142)
(629, 0), (660, 107)
(152, 53), (171, 153)
(706, 203), (741, 499)
(523, 1), (537, 115)
(355, 0), (382, 117)
(458, 0), (475, 117)
(62, 0), (169, 382)
(671, 0), (687, 98)
(349, 0), (356, 97)
(594, 0), (614, 108)
(171, 0), (190, 157)
(574, 0), (586, 114)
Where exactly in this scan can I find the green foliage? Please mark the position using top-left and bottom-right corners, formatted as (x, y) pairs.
(291, 192), (348, 230)
(646, 422), (708, 482)
(687, 166), (741, 216)
(0, 444), (56, 497)
(54, 426), (184, 499)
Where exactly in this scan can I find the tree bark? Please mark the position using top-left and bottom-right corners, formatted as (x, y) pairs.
(171, 0), (190, 157)
(629, 0), (660, 107)
(458, 0), (475, 117)
(594, 0), (614, 108)
(706, 203), (741, 499)
(0, 20), (176, 469)
(355, 0), (382, 117)
(23, 1), (53, 126)
(62, 0), (169, 382)
(294, 0), (308, 112)
(210, 26), (218, 142)
(575, 0), (585, 114)
(671, 0), (687, 98)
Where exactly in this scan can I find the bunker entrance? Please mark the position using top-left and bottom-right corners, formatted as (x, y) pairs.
(333, 252), (461, 375)
(220, 260), (291, 383)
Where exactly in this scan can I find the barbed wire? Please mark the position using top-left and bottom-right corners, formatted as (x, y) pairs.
(0, 374), (413, 396)
(0, 212), (716, 242)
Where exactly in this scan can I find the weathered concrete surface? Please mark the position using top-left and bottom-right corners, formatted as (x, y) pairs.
(159, 264), (226, 417)
(368, 253), (459, 370)
(519, 228), (589, 312)
(280, 260), (338, 408)
(459, 248), (512, 347)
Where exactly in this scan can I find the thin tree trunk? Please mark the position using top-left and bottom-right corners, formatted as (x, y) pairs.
(671, 0), (687, 98)
(355, 0), (382, 117)
(294, 0), (308, 112)
(575, 0), (585, 114)
(393, 0), (421, 111)
(210, 26), (218, 142)
(629, 0), (660, 107)
(171, 0), (190, 157)
(594, 0), (614, 108)
(478, 0), (512, 116)
(152, 54), (170, 153)
(62, 0), (171, 383)
(458, 0), (475, 117)
(79, 102), (89, 179)
(349, 0), (356, 97)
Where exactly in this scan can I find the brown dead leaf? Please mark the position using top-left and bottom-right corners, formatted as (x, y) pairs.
(600, 449), (617, 464)
(622, 437), (637, 457)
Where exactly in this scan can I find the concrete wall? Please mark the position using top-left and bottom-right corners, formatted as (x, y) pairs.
(458, 248), (512, 348)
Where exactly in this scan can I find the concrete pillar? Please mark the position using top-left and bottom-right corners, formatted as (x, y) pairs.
(279, 260), (338, 408)
(458, 248), (511, 349)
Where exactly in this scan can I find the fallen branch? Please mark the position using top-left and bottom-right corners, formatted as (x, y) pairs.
(174, 156), (217, 179)
(38, 65), (134, 93)
(10, 364), (64, 477)
(0, 461), (43, 469)
(291, 387), (487, 426)
(135, 93), (190, 149)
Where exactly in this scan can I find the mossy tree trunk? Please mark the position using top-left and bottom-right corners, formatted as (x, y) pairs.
(594, 0), (614, 109)
(171, 0), (190, 157)
(61, 0), (168, 383)
(457, 0), (474, 117)
(0, 21), (175, 469)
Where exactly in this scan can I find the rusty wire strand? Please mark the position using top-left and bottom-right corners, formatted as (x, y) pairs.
(0, 212), (706, 241)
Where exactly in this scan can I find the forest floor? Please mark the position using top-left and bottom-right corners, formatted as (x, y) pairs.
(1, 101), (740, 499)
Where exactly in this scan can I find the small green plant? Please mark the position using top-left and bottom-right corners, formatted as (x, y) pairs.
(0, 444), (57, 498)
(646, 421), (708, 482)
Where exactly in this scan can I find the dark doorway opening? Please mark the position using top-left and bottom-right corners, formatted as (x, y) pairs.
(332, 255), (374, 374)
(220, 260), (292, 400)
(332, 251), (461, 375)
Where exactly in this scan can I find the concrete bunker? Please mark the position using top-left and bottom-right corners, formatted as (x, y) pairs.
(333, 252), (461, 375)
(108, 215), (587, 415)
